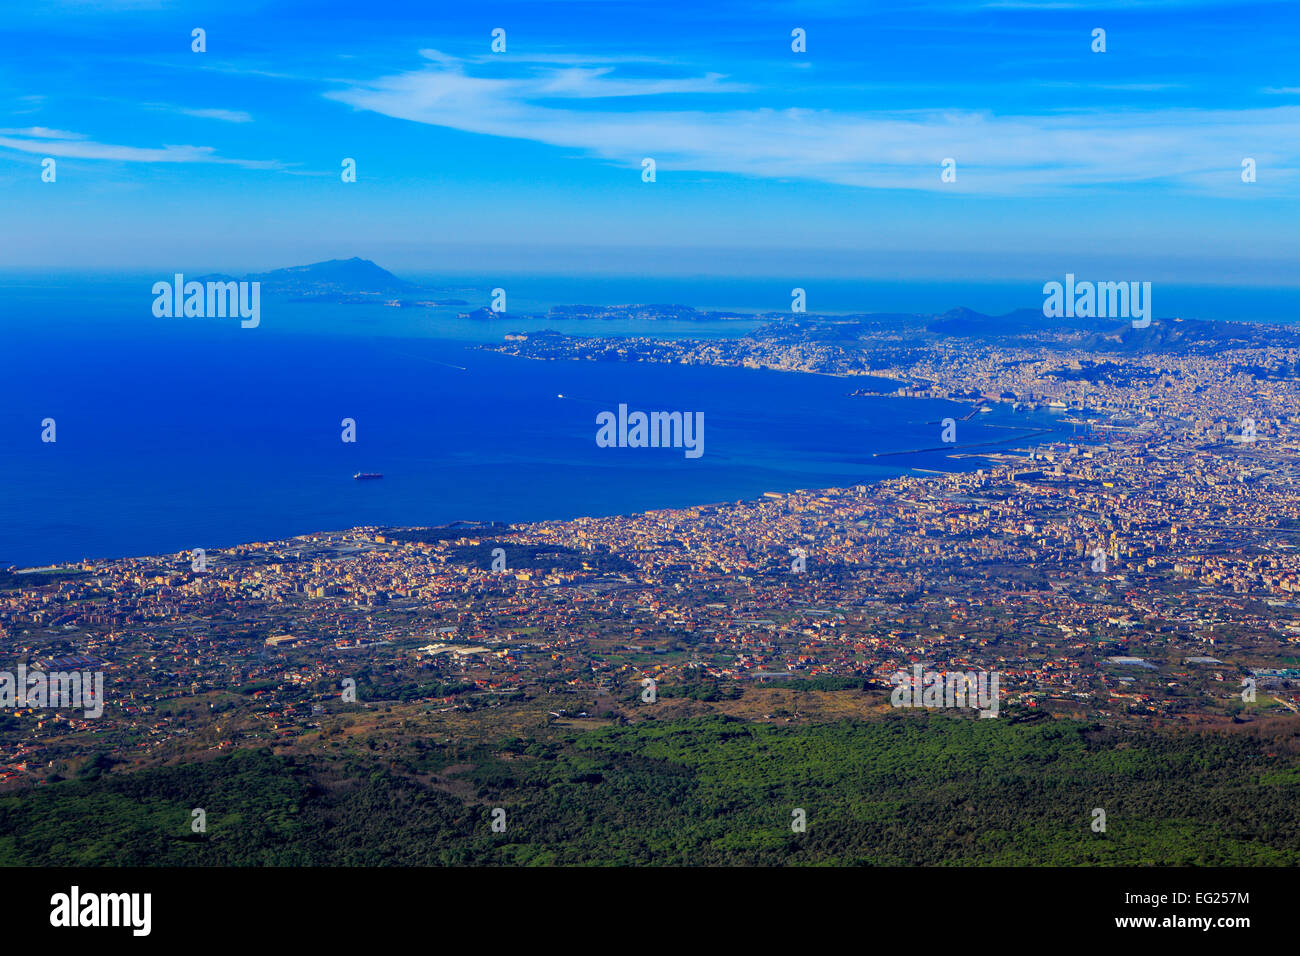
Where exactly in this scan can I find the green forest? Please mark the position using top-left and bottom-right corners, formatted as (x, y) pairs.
(1, 714), (1297, 865)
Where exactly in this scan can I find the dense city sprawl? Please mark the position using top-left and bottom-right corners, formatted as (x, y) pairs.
(4, 310), (1300, 783)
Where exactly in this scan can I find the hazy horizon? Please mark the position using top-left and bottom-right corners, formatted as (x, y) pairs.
(3, 1), (1299, 281)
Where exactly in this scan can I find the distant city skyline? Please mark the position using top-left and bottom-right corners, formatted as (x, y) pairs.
(1, 0), (1298, 281)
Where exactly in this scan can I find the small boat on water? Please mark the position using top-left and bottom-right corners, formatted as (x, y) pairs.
(353, 472), (384, 480)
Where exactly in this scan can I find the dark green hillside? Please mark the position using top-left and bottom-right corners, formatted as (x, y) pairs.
(1, 716), (1296, 866)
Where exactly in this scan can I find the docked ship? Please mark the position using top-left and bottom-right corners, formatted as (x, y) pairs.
(353, 472), (384, 480)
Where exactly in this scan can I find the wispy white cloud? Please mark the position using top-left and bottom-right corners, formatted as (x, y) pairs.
(530, 67), (750, 98)
(327, 52), (1300, 195)
(0, 126), (85, 140)
(461, 51), (680, 67)
(11, 95), (46, 115)
(137, 103), (255, 123)
(0, 127), (281, 167)
(172, 106), (254, 123)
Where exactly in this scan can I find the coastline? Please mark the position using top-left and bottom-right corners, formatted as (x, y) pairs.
(5, 431), (1052, 574)
(3, 334), (1069, 570)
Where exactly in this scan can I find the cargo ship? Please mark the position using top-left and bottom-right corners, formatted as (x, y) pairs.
(353, 472), (384, 480)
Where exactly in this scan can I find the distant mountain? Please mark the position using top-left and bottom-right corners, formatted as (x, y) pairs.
(924, 306), (1300, 352)
(197, 258), (417, 297)
(747, 304), (1300, 358)
(926, 306), (1113, 336)
(249, 257), (416, 295)
(931, 306), (993, 328)
(1090, 316), (1300, 354)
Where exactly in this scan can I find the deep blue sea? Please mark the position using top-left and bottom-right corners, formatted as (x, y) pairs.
(6, 272), (1273, 568)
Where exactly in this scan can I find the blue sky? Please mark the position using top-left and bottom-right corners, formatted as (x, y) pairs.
(1, 0), (1298, 282)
